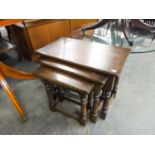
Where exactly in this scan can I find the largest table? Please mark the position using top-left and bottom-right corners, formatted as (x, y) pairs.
(36, 37), (130, 119)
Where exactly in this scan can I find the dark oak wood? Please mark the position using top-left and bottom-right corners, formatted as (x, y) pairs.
(90, 84), (102, 123)
(100, 76), (116, 120)
(35, 37), (130, 122)
(36, 37), (130, 77)
(41, 80), (59, 112)
(33, 66), (94, 94)
(38, 57), (108, 122)
(38, 57), (107, 84)
(36, 37), (130, 121)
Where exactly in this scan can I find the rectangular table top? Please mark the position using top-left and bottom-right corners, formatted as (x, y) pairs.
(36, 37), (130, 76)
(38, 57), (107, 84)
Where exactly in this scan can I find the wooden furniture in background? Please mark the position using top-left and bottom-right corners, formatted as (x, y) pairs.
(0, 19), (23, 27)
(10, 19), (97, 60)
(0, 19), (37, 121)
(0, 20), (24, 59)
(0, 62), (37, 121)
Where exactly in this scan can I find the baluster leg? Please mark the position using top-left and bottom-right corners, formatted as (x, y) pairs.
(79, 93), (88, 126)
(42, 80), (58, 112)
(90, 84), (102, 123)
(88, 91), (93, 109)
(100, 76), (115, 120)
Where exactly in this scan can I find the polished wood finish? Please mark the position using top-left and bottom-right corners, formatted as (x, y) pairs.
(27, 20), (71, 50)
(36, 37), (130, 122)
(11, 20), (71, 60)
(91, 84), (102, 123)
(100, 76), (116, 120)
(36, 37), (130, 76)
(38, 57), (109, 122)
(0, 19), (23, 27)
(0, 62), (37, 121)
(38, 57), (108, 123)
(33, 66), (94, 94)
(0, 70), (26, 121)
(0, 62), (37, 79)
(38, 57), (107, 84)
(33, 66), (95, 126)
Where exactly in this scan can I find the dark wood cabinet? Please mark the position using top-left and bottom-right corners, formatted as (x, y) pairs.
(11, 19), (96, 61)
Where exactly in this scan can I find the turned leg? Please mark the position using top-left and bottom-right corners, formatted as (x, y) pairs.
(90, 84), (102, 123)
(112, 77), (119, 97)
(57, 87), (65, 102)
(79, 93), (88, 126)
(42, 80), (58, 112)
(100, 76), (115, 120)
(0, 71), (26, 122)
(88, 91), (93, 109)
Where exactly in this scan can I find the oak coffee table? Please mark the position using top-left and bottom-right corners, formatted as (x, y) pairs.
(35, 37), (130, 122)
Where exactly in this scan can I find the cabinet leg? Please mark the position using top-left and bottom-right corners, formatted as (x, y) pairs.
(0, 72), (26, 122)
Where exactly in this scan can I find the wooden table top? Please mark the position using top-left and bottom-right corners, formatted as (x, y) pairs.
(36, 37), (130, 76)
(38, 57), (107, 84)
(34, 66), (94, 94)
(0, 19), (23, 27)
